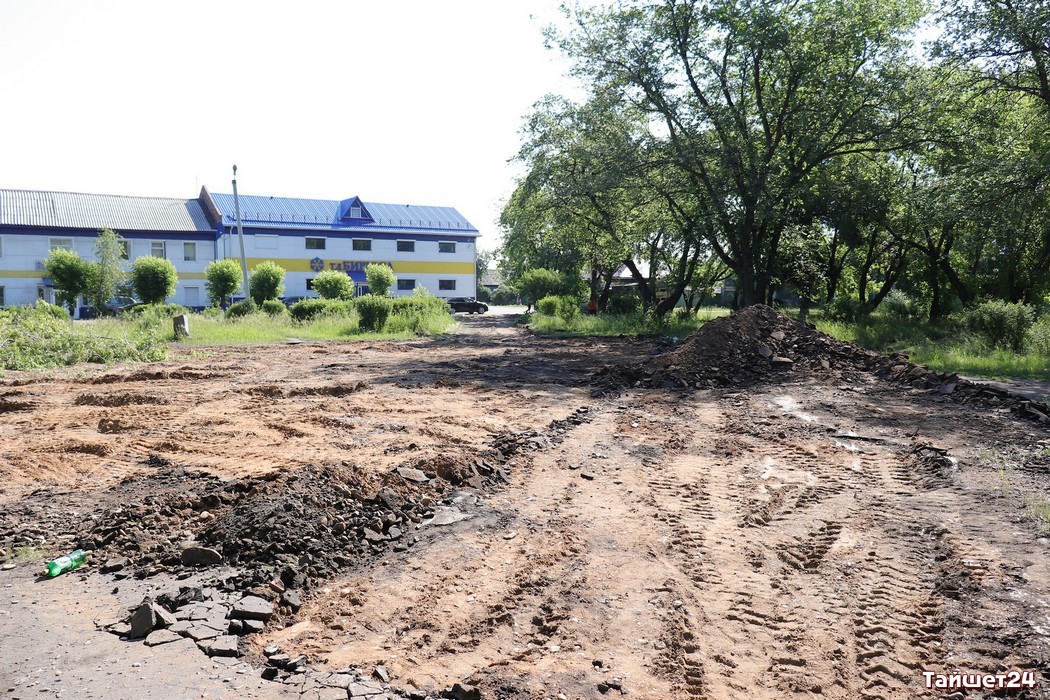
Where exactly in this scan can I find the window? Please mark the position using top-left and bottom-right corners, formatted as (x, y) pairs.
(397, 240), (415, 253)
(256, 234), (278, 250)
(0, 236), (4, 257)
(350, 206), (362, 218)
(184, 286), (200, 306)
(352, 239), (372, 251)
(397, 279), (416, 291)
(438, 241), (455, 254)
(49, 238), (74, 251)
(439, 279), (456, 290)
(183, 242), (197, 261)
(119, 241), (130, 260)
(151, 241), (166, 258)
(0, 286), (4, 306)
(305, 237), (326, 250)
(306, 278), (315, 291)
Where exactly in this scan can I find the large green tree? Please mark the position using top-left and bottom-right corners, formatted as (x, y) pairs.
(87, 228), (126, 311)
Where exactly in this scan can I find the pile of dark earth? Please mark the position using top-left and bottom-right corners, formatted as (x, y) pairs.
(593, 304), (1050, 424)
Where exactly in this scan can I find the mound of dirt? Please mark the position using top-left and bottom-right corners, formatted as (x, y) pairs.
(594, 305), (1050, 423)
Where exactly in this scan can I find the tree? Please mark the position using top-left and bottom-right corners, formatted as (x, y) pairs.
(87, 228), (126, 311)
(249, 260), (285, 304)
(131, 256), (178, 304)
(42, 248), (92, 313)
(364, 263), (396, 297)
(554, 0), (925, 306)
(205, 259), (243, 308)
(517, 268), (577, 310)
(312, 269), (355, 300)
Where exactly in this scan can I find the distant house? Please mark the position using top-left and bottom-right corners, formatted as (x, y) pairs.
(480, 268), (502, 292)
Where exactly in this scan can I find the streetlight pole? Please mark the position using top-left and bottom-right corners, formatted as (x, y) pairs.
(232, 165), (250, 300)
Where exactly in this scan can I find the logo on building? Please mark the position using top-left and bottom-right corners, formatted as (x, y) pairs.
(310, 257), (325, 273)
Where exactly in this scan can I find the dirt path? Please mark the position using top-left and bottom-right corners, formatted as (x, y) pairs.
(3, 314), (1050, 699)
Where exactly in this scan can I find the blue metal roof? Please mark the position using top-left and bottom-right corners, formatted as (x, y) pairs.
(209, 193), (478, 235)
(0, 189), (213, 232)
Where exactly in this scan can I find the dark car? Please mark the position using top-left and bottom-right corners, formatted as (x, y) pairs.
(446, 297), (488, 314)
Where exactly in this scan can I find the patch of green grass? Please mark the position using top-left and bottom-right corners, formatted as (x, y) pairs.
(1026, 496), (1050, 528)
(5, 545), (47, 562)
(529, 307), (730, 338)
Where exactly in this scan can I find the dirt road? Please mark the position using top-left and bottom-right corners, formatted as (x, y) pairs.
(2, 312), (1050, 699)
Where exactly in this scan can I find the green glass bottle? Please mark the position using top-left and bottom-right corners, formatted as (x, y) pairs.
(46, 549), (87, 577)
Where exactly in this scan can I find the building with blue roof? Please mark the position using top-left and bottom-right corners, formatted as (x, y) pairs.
(0, 186), (479, 309)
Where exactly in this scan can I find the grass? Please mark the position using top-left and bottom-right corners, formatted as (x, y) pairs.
(528, 307), (730, 338)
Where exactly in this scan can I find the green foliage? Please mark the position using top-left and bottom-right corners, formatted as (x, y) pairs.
(824, 297), (863, 322)
(386, 295), (456, 335)
(288, 298), (356, 322)
(1028, 317), (1050, 356)
(881, 290), (924, 320)
(312, 269), (356, 300)
(364, 263), (396, 297)
(42, 248), (91, 312)
(260, 299), (288, 316)
(205, 259), (243, 308)
(517, 268), (578, 306)
(130, 256), (178, 304)
(476, 286), (492, 303)
(225, 299), (258, 319)
(961, 299), (1037, 352)
(88, 228), (127, 311)
(536, 296), (559, 316)
(607, 289), (641, 315)
(249, 261), (285, 305)
(124, 304), (190, 327)
(356, 294), (393, 332)
(491, 284), (519, 305)
(0, 302), (166, 370)
(537, 295), (582, 322)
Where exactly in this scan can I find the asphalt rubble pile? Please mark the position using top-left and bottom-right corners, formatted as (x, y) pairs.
(594, 304), (1050, 424)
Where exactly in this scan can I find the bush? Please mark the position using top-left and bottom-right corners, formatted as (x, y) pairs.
(386, 295), (455, 335)
(476, 286), (492, 303)
(249, 261), (285, 305)
(356, 295), (393, 332)
(607, 289), (641, 315)
(131, 256), (179, 304)
(824, 296), (862, 322)
(289, 298), (356, 322)
(225, 299), (258, 319)
(962, 299), (1037, 352)
(491, 284), (519, 305)
(364, 263), (396, 297)
(42, 248), (92, 312)
(124, 304), (191, 329)
(205, 259), (243, 308)
(1027, 316), (1050, 355)
(880, 289), (923, 320)
(537, 295), (559, 316)
(555, 295), (580, 322)
(260, 299), (288, 316)
(313, 269), (356, 300)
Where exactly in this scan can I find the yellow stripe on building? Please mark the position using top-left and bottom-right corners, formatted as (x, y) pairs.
(0, 270), (48, 278)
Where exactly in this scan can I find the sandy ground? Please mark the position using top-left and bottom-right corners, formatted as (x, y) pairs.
(2, 313), (1050, 699)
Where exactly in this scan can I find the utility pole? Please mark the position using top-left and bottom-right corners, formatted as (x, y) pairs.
(231, 165), (250, 299)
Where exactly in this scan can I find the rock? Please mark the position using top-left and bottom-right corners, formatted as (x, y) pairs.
(227, 619), (244, 635)
(185, 624), (222, 642)
(263, 644), (281, 657)
(757, 344), (773, 358)
(349, 682), (385, 697)
(241, 619), (266, 634)
(231, 595), (273, 621)
(152, 603), (176, 629)
(261, 667), (280, 681)
(129, 599), (157, 638)
(180, 546), (222, 567)
(441, 683), (481, 700)
(580, 472), (596, 481)
(267, 653), (291, 668)
(420, 508), (472, 527)
(101, 557), (128, 573)
(387, 526), (403, 540)
(938, 381), (957, 394)
(770, 330), (786, 341)
(280, 589), (302, 612)
(173, 314), (191, 338)
(202, 634), (240, 657)
(143, 629), (183, 647)
(771, 356), (794, 366)
(1, 563), (15, 571)
(373, 664), (390, 683)
(363, 528), (387, 543)
(396, 467), (429, 483)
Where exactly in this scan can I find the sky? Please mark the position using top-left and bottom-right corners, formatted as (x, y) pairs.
(0, 1), (584, 252)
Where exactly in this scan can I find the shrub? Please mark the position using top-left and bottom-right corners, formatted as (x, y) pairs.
(131, 256), (179, 304)
(198, 305), (223, 319)
(1027, 316), (1050, 355)
(313, 269), (356, 300)
(42, 248), (92, 312)
(249, 261), (285, 304)
(88, 228), (127, 311)
(205, 259), (243, 308)
(125, 304), (191, 329)
(476, 286), (492, 303)
(961, 299), (1036, 352)
(225, 299), (258, 319)
(880, 290), (923, 319)
(555, 295), (580, 323)
(518, 269), (565, 307)
(289, 298), (356, 322)
(356, 295), (393, 332)
(386, 295), (456, 335)
(607, 289), (642, 315)
(491, 284), (519, 305)
(824, 296), (861, 322)
(537, 295), (559, 316)
(364, 263), (396, 297)
(260, 299), (288, 316)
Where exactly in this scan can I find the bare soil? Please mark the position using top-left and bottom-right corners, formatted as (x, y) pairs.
(2, 312), (1050, 700)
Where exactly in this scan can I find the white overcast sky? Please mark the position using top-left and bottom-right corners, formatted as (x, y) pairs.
(0, 1), (584, 251)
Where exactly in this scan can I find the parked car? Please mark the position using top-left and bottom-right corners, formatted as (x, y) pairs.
(446, 297), (489, 314)
(104, 295), (141, 314)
